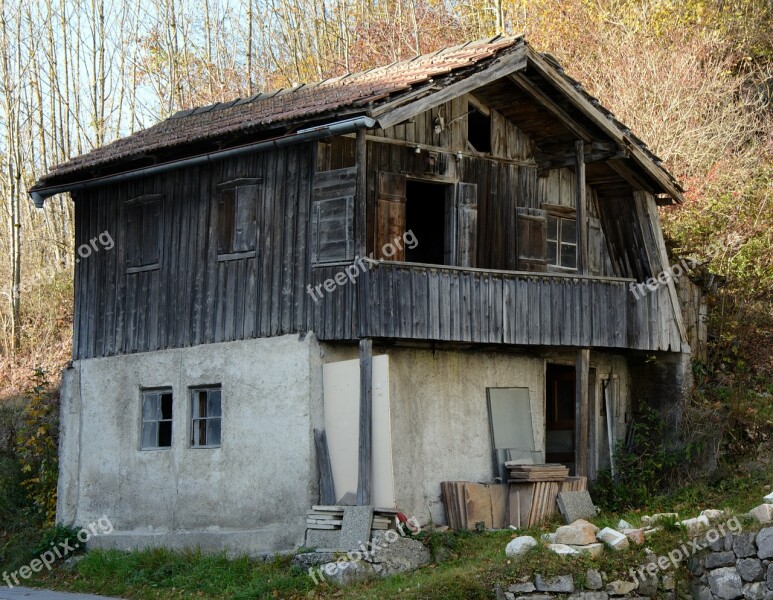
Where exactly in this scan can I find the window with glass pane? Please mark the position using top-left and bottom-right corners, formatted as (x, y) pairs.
(546, 214), (577, 270)
(141, 390), (173, 450)
(190, 387), (222, 448)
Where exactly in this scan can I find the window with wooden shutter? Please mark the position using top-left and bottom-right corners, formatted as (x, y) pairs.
(217, 179), (260, 259)
(543, 204), (577, 271)
(311, 167), (356, 264)
(126, 194), (162, 273)
(516, 207), (547, 272)
(375, 172), (407, 261)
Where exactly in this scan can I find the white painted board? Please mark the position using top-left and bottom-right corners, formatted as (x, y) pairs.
(322, 355), (395, 507)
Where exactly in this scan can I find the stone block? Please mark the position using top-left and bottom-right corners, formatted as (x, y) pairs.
(606, 580), (638, 595)
(568, 593), (609, 600)
(758, 528), (773, 559)
(709, 566), (744, 600)
(621, 528), (645, 545)
(680, 515), (710, 536)
(586, 569), (603, 590)
(571, 543), (605, 558)
(555, 519), (600, 546)
(641, 513), (678, 528)
(745, 582), (768, 600)
(636, 574), (658, 596)
(738, 558), (765, 582)
(597, 527), (629, 550)
(339, 506), (373, 550)
(535, 574), (575, 593)
(548, 543), (580, 556)
(749, 505), (773, 525)
(735, 532), (759, 558)
(706, 551), (739, 569)
(508, 582), (536, 593)
(506, 536), (538, 558)
(557, 491), (598, 523)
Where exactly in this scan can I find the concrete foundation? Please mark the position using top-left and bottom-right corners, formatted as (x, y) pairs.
(58, 333), (323, 555)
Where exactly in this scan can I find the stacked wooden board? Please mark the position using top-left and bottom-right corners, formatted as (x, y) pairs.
(507, 463), (570, 481)
(440, 482), (508, 530)
(306, 506), (398, 531)
(441, 469), (588, 530)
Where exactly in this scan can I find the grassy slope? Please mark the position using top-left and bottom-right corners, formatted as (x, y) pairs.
(20, 463), (772, 600)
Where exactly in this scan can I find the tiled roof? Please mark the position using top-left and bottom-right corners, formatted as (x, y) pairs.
(37, 36), (523, 182)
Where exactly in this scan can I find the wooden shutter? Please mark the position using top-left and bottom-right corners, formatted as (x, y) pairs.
(126, 194), (162, 271)
(311, 167), (356, 263)
(516, 207), (547, 272)
(588, 216), (613, 276)
(456, 182), (478, 267)
(375, 172), (407, 261)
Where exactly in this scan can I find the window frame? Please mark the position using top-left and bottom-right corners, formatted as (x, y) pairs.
(189, 386), (222, 449)
(216, 178), (262, 260)
(544, 204), (578, 272)
(140, 388), (173, 451)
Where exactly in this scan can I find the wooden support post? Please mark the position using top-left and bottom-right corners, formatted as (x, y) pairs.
(355, 128), (368, 259)
(575, 348), (590, 477)
(575, 140), (588, 275)
(357, 338), (373, 505)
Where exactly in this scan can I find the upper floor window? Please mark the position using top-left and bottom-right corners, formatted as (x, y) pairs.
(141, 388), (173, 450)
(467, 105), (491, 154)
(546, 211), (577, 270)
(126, 194), (162, 273)
(190, 387), (221, 448)
(217, 179), (261, 259)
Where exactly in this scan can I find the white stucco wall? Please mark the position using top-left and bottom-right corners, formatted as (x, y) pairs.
(57, 333), (322, 555)
(344, 346), (631, 526)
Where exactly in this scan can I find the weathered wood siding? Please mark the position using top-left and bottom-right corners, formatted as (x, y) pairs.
(344, 262), (681, 351)
(73, 144), (317, 359)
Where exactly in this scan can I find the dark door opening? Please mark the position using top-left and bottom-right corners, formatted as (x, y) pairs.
(405, 180), (448, 265)
(546, 364), (575, 474)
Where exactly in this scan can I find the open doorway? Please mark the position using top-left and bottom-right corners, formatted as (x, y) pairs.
(405, 180), (449, 265)
(546, 364), (575, 473)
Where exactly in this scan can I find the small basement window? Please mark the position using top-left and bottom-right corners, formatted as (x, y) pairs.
(141, 389), (173, 450)
(190, 387), (222, 448)
(217, 179), (261, 258)
(547, 213), (577, 270)
(468, 106), (491, 154)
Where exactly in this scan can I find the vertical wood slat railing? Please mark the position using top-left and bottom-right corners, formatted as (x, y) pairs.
(313, 261), (681, 352)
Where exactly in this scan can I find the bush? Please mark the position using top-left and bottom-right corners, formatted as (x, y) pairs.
(15, 369), (59, 525)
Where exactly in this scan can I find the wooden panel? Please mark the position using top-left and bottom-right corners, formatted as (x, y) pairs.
(517, 208), (547, 271)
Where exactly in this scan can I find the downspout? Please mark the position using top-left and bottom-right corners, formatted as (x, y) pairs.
(29, 116), (376, 207)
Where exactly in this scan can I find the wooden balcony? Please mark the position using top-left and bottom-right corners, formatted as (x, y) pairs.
(311, 261), (682, 352)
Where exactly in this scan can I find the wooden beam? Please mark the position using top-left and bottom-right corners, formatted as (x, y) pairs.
(575, 348), (590, 478)
(509, 73), (594, 142)
(313, 428), (336, 505)
(355, 128), (368, 258)
(375, 48), (528, 129)
(357, 338), (373, 505)
(576, 141), (588, 274)
(526, 52), (685, 203)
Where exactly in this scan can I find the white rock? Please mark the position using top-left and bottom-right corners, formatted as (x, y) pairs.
(764, 491), (773, 505)
(548, 543), (580, 556)
(748, 504), (773, 524)
(541, 532), (557, 543)
(505, 536), (538, 557)
(606, 580), (638, 595)
(617, 519), (634, 530)
(701, 509), (726, 522)
(570, 542), (605, 558)
(641, 513), (679, 528)
(680, 515), (710, 535)
(555, 520), (600, 546)
(597, 527), (630, 550)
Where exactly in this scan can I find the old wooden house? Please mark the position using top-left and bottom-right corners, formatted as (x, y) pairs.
(31, 36), (701, 553)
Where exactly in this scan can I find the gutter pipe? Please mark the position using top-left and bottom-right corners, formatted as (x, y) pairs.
(29, 115), (376, 208)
